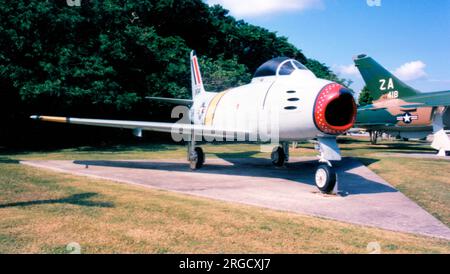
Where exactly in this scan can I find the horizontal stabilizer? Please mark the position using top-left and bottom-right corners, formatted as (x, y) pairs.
(146, 97), (193, 106)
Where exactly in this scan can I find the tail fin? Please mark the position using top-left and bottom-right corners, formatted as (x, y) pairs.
(190, 50), (205, 98)
(353, 54), (420, 101)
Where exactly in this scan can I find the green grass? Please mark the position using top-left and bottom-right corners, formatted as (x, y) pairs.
(295, 137), (450, 227)
(0, 138), (449, 253)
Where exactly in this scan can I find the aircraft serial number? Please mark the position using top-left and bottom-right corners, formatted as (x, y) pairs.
(387, 90), (399, 99)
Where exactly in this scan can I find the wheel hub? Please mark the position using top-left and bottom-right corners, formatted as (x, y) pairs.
(315, 168), (327, 188)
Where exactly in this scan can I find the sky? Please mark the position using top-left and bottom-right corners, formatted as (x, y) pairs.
(206, 0), (450, 94)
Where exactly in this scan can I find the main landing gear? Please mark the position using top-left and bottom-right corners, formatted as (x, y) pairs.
(189, 146), (205, 170)
(271, 143), (289, 167)
(187, 137), (340, 194)
(188, 132), (205, 170)
(369, 130), (380, 145)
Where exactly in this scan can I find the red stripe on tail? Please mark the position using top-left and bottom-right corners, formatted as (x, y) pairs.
(193, 56), (202, 85)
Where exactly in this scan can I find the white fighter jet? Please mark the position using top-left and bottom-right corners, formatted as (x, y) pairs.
(31, 51), (357, 193)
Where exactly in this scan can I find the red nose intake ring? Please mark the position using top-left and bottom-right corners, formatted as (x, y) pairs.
(314, 83), (357, 135)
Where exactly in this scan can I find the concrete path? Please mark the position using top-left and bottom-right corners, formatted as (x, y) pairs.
(21, 157), (450, 240)
(375, 153), (450, 161)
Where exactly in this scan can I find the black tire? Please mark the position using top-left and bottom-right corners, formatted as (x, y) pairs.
(315, 164), (337, 194)
(271, 147), (285, 167)
(189, 147), (205, 170)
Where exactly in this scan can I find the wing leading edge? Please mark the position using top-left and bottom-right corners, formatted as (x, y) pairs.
(30, 115), (250, 139)
(146, 97), (193, 106)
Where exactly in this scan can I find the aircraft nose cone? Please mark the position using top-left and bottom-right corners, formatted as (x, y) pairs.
(313, 83), (357, 135)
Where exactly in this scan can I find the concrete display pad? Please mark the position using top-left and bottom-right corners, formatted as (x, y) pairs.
(375, 153), (450, 161)
(22, 157), (450, 240)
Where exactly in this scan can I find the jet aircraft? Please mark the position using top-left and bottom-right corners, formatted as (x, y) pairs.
(31, 51), (357, 193)
(354, 54), (450, 156)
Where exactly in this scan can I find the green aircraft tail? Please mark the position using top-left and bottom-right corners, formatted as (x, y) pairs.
(353, 54), (421, 101)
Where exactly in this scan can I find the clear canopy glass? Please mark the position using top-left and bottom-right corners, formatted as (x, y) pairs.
(253, 57), (308, 78)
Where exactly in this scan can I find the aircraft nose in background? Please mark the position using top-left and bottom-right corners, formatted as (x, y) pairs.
(313, 83), (357, 135)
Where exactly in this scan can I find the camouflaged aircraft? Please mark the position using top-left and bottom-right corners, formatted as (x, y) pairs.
(354, 54), (450, 156)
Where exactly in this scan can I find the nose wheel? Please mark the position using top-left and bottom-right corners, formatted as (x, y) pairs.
(189, 147), (205, 170)
(315, 164), (337, 194)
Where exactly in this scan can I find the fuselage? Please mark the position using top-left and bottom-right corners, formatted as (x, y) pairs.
(356, 91), (450, 139)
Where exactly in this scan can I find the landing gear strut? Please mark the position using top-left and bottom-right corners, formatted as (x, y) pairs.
(369, 130), (379, 145)
(431, 107), (450, 156)
(188, 131), (205, 170)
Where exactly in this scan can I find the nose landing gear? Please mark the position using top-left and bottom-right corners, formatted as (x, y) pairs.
(315, 163), (337, 194)
(314, 137), (341, 194)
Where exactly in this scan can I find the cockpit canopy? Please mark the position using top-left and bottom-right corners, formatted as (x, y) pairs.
(253, 57), (309, 78)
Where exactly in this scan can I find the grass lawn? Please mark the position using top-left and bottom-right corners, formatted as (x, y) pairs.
(0, 137), (449, 253)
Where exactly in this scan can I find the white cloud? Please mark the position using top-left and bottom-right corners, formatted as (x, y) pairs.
(333, 64), (360, 76)
(394, 61), (427, 81)
(206, 0), (324, 17)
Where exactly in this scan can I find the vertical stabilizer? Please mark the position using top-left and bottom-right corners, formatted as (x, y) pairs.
(191, 50), (206, 98)
(354, 54), (421, 101)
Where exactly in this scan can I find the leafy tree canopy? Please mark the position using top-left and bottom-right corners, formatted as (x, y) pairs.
(0, 0), (350, 146)
(358, 85), (374, 106)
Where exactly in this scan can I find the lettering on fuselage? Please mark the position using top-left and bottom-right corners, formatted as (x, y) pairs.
(197, 102), (206, 121)
(379, 78), (399, 99)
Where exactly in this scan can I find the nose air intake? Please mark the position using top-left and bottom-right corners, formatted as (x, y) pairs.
(313, 83), (357, 135)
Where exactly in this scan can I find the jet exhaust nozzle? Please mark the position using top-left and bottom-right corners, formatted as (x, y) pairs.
(313, 83), (357, 135)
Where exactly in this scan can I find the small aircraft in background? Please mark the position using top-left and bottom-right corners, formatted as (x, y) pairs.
(31, 51), (357, 193)
(354, 54), (450, 156)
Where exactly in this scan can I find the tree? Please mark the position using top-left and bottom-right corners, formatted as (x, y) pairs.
(358, 86), (374, 106)
(0, 0), (349, 147)
(200, 55), (251, 92)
